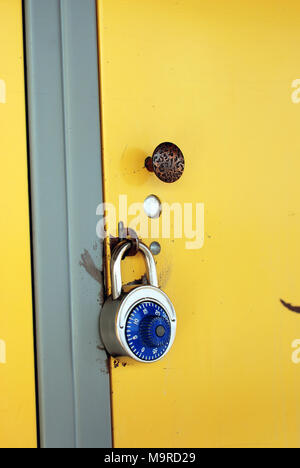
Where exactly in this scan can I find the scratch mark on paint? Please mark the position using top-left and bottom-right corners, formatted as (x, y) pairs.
(280, 299), (300, 314)
(80, 249), (103, 284)
(125, 274), (147, 287)
(158, 261), (172, 290)
(80, 249), (104, 305)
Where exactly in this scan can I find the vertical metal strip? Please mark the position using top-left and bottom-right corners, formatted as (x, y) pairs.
(24, 0), (112, 448)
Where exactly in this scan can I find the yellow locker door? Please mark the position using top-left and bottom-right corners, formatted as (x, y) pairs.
(0, 0), (37, 448)
(97, 0), (300, 448)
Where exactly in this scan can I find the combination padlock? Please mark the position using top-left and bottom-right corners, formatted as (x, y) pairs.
(100, 240), (176, 362)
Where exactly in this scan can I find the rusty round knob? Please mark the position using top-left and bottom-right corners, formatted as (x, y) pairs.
(145, 142), (185, 183)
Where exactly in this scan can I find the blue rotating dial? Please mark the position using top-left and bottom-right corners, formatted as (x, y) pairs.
(125, 301), (171, 361)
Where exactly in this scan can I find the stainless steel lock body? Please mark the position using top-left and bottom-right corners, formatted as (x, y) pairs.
(100, 241), (176, 363)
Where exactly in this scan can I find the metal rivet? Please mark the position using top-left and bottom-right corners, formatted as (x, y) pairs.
(145, 142), (185, 183)
(150, 241), (161, 256)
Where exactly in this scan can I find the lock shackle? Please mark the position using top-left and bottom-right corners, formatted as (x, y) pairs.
(111, 240), (159, 300)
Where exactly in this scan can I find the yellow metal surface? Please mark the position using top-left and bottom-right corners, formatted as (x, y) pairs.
(0, 0), (37, 448)
(98, 0), (300, 448)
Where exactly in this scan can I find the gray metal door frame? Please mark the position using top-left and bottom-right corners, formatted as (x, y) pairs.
(24, 0), (112, 448)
